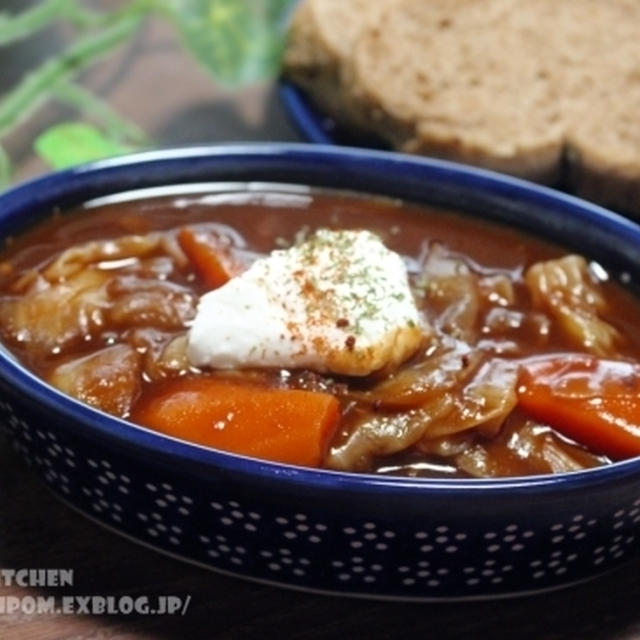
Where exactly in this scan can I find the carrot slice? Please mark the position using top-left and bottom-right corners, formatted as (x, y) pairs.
(131, 377), (341, 467)
(177, 227), (240, 289)
(518, 354), (640, 460)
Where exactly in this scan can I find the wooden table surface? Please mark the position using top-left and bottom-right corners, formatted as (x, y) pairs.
(3, 5), (640, 639)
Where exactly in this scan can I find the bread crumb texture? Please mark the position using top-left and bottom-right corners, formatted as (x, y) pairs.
(283, 0), (640, 214)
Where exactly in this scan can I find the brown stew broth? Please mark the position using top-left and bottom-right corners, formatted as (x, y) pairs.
(1, 185), (639, 478)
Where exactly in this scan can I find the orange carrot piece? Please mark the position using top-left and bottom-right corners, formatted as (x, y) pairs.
(131, 377), (341, 467)
(177, 227), (238, 289)
(518, 354), (640, 460)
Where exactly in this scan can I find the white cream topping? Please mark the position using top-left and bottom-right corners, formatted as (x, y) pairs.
(187, 229), (425, 376)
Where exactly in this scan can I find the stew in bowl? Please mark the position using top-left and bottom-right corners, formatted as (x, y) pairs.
(2, 181), (639, 478)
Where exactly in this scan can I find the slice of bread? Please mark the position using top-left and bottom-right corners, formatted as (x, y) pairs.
(283, 0), (396, 136)
(349, 0), (565, 183)
(283, 0), (640, 214)
(560, 0), (640, 212)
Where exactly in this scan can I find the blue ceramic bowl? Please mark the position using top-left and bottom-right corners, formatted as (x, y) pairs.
(1, 144), (640, 601)
(280, 82), (381, 149)
(280, 83), (340, 145)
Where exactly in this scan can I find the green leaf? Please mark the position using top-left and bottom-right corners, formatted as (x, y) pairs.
(263, 0), (298, 26)
(164, 0), (296, 85)
(34, 122), (131, 169)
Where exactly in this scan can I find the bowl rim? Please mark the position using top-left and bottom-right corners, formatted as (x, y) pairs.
(2, 141), (640, 495)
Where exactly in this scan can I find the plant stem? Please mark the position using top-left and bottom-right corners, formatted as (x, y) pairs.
(52, 80), (148, 145)
(63, 2), (113, 30)
(0, 144), (10, 191)
(0, 0), (69, 45)
(0, 11), (144, 139)
(0, 0), (122, 41)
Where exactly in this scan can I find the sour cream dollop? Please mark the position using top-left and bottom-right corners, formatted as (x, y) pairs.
(187, 229), (426, 376)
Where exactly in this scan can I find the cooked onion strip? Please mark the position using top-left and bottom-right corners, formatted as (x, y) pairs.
(525, 255), (622, 356)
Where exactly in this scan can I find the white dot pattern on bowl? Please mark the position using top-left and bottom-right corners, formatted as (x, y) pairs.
(2, 397), (640, 597)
